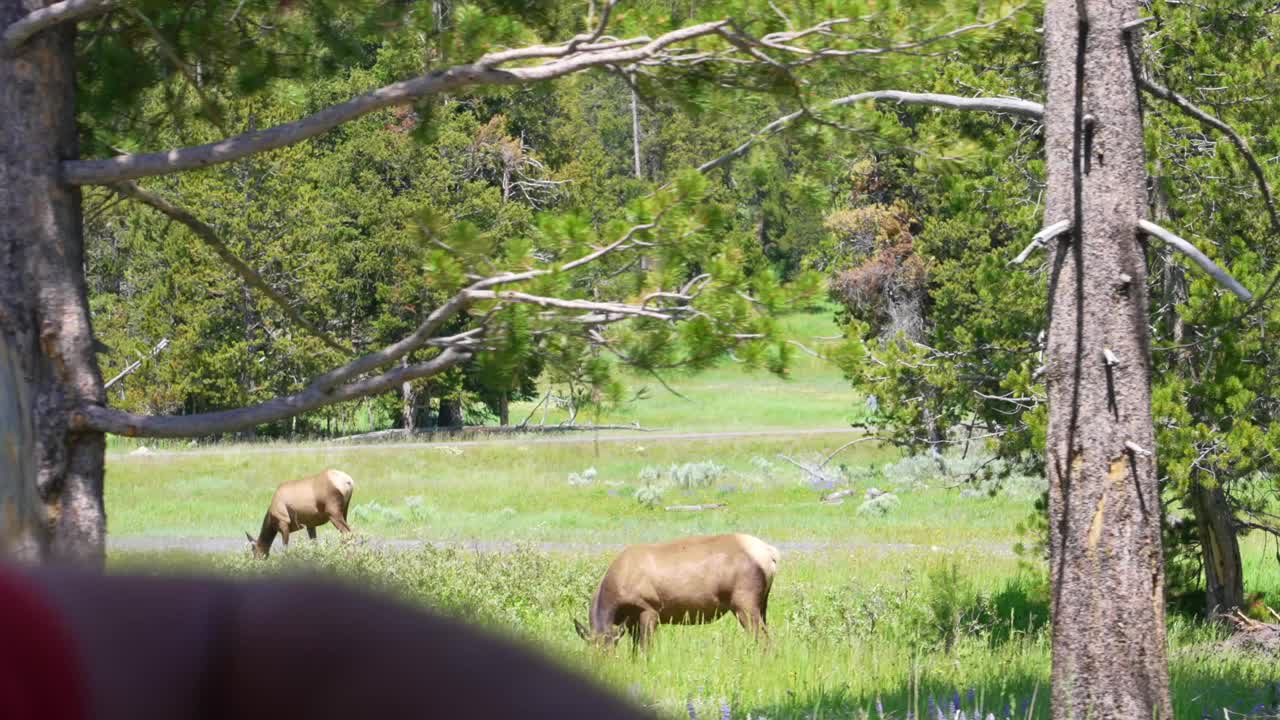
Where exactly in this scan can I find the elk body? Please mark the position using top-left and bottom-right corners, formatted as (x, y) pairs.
(574, 533), (779, 649)
(245, 469), (355, 559)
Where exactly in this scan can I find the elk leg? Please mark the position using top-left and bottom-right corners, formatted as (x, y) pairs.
(635, 610), (659, 650)
(734, 605), (769, 643)
(307, 526), (317, 540)
(329, 508), (352, 534)
(279, 525), (291, 547)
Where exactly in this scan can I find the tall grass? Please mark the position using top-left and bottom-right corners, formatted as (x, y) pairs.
(109, 543), (1280, 719)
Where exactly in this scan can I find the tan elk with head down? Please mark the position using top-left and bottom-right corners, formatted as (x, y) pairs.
(245, 469), (355, 559)
(574, 533), (778, 649)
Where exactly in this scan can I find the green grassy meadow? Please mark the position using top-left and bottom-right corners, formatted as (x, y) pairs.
(105, 311), (1280, 719)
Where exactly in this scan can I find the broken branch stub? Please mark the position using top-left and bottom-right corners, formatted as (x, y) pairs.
(1011, 220), (1072, 265)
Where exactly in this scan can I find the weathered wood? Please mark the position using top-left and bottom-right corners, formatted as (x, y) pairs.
(1136, 220), (1252, 301)
(662, 503), (725, 512)
(1042, 0), (1172, 716)
(820, 488), (857, 504)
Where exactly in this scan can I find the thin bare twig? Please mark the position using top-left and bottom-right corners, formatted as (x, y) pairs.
(111, 180), (353, 353)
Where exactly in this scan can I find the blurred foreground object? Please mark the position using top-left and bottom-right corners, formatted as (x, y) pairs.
(1, 563), (653, 720)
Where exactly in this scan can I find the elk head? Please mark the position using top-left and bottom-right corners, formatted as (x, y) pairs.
(245, 532), (269, 560)
(573, 618), (624, 649)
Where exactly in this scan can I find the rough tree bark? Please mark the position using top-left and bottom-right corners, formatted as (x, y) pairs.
(0, 0), (106, 565)
(1042, 0), (1173, 717)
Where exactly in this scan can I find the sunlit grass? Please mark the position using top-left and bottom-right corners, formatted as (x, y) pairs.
(100, 307), (1280, 718)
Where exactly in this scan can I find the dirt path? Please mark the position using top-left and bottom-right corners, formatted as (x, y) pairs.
(108, 535), (1016, 558)
(109, 427), (865, 459)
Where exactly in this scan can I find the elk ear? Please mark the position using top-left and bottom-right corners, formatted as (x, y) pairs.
(573, 619), (591, 641)
(244, 532), (256, 545)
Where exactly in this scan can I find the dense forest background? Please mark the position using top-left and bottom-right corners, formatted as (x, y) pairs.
(81, 0), (1280, 609)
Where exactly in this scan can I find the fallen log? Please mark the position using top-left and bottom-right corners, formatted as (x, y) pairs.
(663, 503), (726, 512)
(1223, 609), (1280, 656)
(819, 484), (860, 502)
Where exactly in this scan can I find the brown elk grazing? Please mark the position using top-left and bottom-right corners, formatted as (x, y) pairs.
(244, 469), (355, 559)
(574, 533), (779, 649)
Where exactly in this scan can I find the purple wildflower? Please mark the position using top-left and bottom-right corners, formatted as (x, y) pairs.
(951, 691), (961, 715)
(967, 688), (977, 712)
(687, 699), (698, 720)
(721, 700), (731, 720)
(876, 696), (886, 719)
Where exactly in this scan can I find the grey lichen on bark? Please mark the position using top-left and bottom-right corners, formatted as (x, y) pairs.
(1042, 0), (1173, 717)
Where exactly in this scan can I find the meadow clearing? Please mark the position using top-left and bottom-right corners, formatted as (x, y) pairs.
(105, 312), (1280, 719)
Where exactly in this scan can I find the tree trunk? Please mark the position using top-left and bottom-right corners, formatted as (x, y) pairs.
(1188, 478), (1244, 617)
(401, 360), (416, 431)
(437, 396), (463, 428)
(629, 72), (643, 179)
(1042, 0), (1173, 717)
(498, 391), (509, 426)
(0, 0), (106, 566)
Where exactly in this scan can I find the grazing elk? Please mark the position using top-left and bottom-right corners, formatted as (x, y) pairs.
(574, 533), (779, 649)
(245, 469), (355, 559)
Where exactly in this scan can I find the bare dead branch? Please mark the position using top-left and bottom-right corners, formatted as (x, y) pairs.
(1137, 219), (1252, 301)
(763, 4), (1026, 64)
(76, 208), (717, 438)
(664, 503), (726, 512)
(62, 8), (1038, 186)
(1011, 219), (1072, 265)
(466, 290), (674, 321)
(78, 349), (472, 438)
(1139, 77), (1279, 233)
(111, 180), (353, 354)
(819, 434), (885, 468)
(827, 90), (1044, 118)
(103, 338), (169, 390)
(62, 19), (759, 184)
(2, 0), (115, 55)
(559, 221), (657, 272)
(699, 91), (1043, 175)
